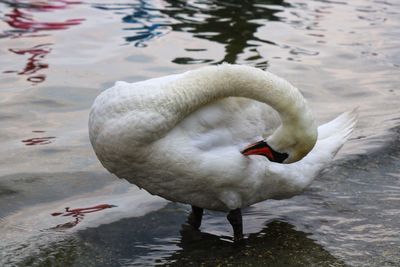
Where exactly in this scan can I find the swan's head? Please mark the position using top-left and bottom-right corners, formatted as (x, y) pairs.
(241, 123), (317, 164)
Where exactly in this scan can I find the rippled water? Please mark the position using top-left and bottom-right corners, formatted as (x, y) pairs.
(0, 0), (399, 266)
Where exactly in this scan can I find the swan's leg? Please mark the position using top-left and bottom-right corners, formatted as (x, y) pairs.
(186, 206), (203, 229)
(227, 208), (243, 241)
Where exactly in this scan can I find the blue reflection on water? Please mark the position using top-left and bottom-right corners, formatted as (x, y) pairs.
(92, 1), (171, 47)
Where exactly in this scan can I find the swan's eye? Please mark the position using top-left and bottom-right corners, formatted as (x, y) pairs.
(241, 140), (288, 163)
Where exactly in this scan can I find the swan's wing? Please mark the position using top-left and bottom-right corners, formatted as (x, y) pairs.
(92, 69), (281, 155)
(177, 97), (281, 151)
(89, 73), (186, 146)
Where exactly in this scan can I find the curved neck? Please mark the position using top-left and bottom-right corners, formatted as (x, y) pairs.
(163, 64), (317, 162)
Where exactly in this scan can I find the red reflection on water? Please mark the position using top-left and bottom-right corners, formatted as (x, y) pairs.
(9, 0), (83, 12)
(2, 0), (84, 84)
(5, 8), (84, 32)
(51, 204), (117, 229)
(22, 136), (55, 146)
(5, 43), (52, 84)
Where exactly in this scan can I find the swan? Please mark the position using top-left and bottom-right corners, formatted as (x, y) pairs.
(89, 64), (357, 241)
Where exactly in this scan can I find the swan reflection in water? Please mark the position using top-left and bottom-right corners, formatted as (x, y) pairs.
(169, 221), (346, 266)
(24, 204), (346, 266)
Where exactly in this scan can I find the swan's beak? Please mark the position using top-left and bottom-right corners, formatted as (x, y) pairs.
(241, 140), (288, 163)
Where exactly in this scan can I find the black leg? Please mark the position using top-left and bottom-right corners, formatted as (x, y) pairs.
(227, 208), (244, 242)
(186, 206), (203, 229)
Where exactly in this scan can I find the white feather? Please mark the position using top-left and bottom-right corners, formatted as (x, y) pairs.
(89, 64), (357, 211)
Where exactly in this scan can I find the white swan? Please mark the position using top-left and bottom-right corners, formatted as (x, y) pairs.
(89, 64), (357, 240)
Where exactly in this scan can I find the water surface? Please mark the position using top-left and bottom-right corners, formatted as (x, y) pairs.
(0, 0), (399, 266)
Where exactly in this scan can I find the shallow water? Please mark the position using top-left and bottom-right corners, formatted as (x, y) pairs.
(0, 0), (399, 266)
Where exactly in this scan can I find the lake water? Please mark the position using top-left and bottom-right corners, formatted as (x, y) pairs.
(0, 0), (399, 266)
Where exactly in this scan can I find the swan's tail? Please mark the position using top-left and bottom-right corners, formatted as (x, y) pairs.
(318, 108), (358, 142)
(272, 109), (358, 192)
(315, 108), (358, 163)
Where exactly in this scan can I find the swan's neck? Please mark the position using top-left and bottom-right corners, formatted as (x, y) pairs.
(164, 64), (317, 162)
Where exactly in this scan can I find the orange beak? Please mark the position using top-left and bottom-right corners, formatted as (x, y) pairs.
(241, 140), (288, 163)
